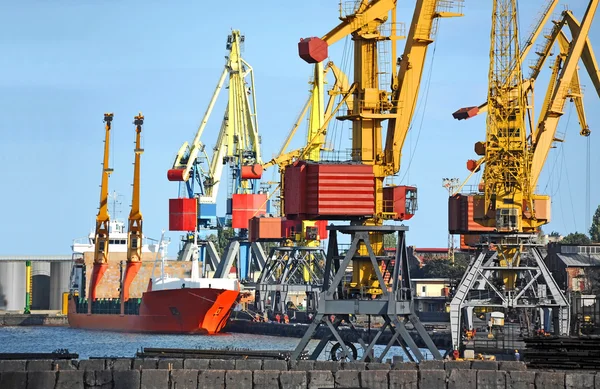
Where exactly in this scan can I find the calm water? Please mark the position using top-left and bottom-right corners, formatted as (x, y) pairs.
(0, 326), (439, 361)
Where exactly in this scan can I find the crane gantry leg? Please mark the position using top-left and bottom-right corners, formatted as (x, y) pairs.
(255, 246), (329, 317)
(449, 235), (570, 352)
(291, 226), (442, 362)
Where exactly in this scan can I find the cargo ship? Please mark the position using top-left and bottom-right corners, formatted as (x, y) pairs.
(67, 228), (241, 334)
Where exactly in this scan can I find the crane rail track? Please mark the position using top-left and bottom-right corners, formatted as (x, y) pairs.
(136, 347), (309, 360)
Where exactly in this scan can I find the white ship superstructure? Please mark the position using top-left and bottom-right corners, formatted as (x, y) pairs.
(71, 219), (158, 254)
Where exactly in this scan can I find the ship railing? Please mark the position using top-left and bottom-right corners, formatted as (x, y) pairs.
(75, 297), (142, 315)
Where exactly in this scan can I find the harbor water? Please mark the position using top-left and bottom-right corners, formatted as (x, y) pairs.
(0, 326), (440, 361)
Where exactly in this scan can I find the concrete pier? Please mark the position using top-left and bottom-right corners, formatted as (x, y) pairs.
(0, 262), (26, 311)
(0, 358), (591, 389)
(0, 313), (68, 326)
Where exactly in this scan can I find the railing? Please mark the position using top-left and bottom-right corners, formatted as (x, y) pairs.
(74, 297), (142, 315)
(437, 0), (464, 14)
(320, 149), (362, 162)
(339, 98), (403, 118)
(339, 1), (360, 19)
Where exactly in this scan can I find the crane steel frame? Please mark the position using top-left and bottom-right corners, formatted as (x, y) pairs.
(290, 0), (463, 362)
(168, 31), (265, 280)
(449, 0), (600, 352)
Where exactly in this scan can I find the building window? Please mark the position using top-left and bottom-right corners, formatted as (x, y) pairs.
(421, 286), (427, 296)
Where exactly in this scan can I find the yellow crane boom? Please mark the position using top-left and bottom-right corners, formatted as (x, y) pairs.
(89, 113), (114, 303)
(383, 1), (462, 174)
(530, 3), (599, 189)
(122, 113), (144, 302)
(263, 62), (353, 171)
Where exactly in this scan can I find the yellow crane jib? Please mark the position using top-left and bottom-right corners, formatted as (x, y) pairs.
(168, 30), (262, 232)
(89, 113), (114, 304)
(166, 44), (231, 183)
(122, 113), (144, 302)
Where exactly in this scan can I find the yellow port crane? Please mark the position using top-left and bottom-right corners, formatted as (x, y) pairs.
(290, 0), (463, 362)
(252, 61), (354, 316)
(262, 61), (352, 174)
(168, 30), (262, 232)
(169, 30), (266, 281)
(290, 0), (462, 293)
(89, 113), (114, 304)
(121, 113), (144, 302)
(449, 0), (600, 351)
(260, 60), (354, 243)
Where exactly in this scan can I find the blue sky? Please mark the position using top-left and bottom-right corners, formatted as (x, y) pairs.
(0, 1), (598, 255)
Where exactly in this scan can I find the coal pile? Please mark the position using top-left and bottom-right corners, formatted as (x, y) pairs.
(524, 335), (600, 370)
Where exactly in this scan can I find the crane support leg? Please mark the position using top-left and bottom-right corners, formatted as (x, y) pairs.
(204, 241), (221, 273)
(291, 225), (441, 362)
(214, 241), (239, 279)
(121, 262), (142, 301)
(449, 235), (570, 353)
(255, 246), (328, 316)
(24, 260), (31, 314)
(88, 263), (108, 305)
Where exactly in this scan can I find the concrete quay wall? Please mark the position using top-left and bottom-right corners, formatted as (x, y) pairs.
(0, 358), (596, 388)
(0, 313), (68, 327)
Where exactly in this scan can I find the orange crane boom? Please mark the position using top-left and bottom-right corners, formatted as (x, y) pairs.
(89, 113), (114, 303)
(122, 113), (144, 302)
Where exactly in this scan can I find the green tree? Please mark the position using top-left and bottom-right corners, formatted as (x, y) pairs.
(562, 232), (591, 245)
(419, 254), (469, 285)
(212, 228), (235, 256)
(589, 205), (600, 243)
(549, 231), (561, 238)
(206, 233), (218, 246)
(383, 233), (397, 249)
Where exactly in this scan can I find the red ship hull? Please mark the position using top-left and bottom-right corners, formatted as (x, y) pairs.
(68, 288), (240, 334)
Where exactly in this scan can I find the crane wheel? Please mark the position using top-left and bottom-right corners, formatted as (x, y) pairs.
(330, 342), (358, 362)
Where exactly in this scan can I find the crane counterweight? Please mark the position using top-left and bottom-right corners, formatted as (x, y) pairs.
(298, 37), (329, 63)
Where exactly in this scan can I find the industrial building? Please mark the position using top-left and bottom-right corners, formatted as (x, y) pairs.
(545, 243), (600, 293)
